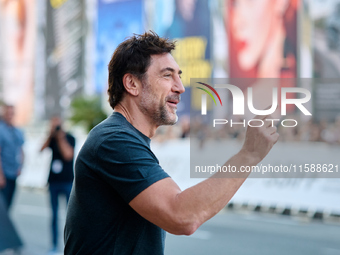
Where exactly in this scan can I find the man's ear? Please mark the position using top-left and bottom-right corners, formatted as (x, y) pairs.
(122, 73), (142, 97)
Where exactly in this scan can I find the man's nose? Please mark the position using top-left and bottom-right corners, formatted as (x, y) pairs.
(173, 76), (185, 94)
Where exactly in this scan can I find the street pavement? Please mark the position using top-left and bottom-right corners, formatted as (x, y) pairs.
(2, 187), (340, 255)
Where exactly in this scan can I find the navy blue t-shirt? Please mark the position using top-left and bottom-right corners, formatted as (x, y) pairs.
(64, 112), (170, 255)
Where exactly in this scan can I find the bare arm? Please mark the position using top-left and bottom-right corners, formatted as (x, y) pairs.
(129, 115), (279, 235)
(55, 132), (74, 162)
(40, 134), (52, 152)
(41, 127), (74, 162)
(40, 121), (57, 152)
(40, 118), (74, 161)
(0, 148), (5, 188)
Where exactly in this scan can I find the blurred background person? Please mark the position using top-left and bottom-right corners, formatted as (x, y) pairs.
(0, 105), (24, 211)
(180, 115), (190, 138)
(0, 104), (23, 254)
(40, 117), (75, 254)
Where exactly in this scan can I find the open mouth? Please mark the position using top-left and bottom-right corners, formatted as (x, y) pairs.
(167, 100), (179, 108)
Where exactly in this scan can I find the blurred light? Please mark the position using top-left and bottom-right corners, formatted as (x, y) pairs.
(46, 96), (55, 108)
(59, 95), (71, 108)
(66, 79), (78, 93)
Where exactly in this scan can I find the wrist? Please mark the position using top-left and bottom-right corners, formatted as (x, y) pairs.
(238, 148), (261, 167)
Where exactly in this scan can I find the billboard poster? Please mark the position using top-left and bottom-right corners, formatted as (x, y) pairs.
(312, 0), (340, 79)
(225, 0), (299, 115)
(95, 0), (143, 94)
(0, 0), (36, 125)
(153, 0), (211, 117)
(45, 0), (85, 119)
(226, 0), (298, 79)
(311, 0), (340, 121)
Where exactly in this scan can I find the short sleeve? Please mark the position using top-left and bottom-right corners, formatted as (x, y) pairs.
(95, 132), (169, 203)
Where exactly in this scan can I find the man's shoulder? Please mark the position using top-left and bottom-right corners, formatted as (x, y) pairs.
(13, 126), (24, 141)
(78, 116), (147, 165)
(0, 121), (21, 134)
(90, 123), (143, 146)
(90, 113), (148, 143)
(0, 121), (7, 130)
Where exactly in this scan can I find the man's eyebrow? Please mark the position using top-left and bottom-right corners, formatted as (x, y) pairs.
(160, 67), (182, 74)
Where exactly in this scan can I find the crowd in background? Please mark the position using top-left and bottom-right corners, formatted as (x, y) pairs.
(153, 114), (340, 146)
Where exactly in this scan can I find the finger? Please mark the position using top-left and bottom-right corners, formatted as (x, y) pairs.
(272, 133), (280, 143)
(267, 126), (277, 135)
(254, 105), (278, 120)
(265, 118), (281, 127)
(254, 114), (271, 121)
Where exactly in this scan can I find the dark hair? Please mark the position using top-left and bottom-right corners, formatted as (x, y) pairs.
(107, 31), (176, 109)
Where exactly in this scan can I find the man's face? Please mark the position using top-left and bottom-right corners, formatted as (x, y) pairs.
(139, 53), (185, 126)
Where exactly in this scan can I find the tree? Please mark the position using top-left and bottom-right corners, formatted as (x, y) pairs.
(69, 96), (107, 133)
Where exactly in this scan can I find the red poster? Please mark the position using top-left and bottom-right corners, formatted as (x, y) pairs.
(227, 0), (299, 79)
(0, 0), (36, 125)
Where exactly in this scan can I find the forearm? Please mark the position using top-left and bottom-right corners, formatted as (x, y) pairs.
(173, 150), (258, 234)
(130, 118), (278, 236)
(56, 135), (74, 161)
(131, 150), (259, 236)
(40, 135), (52, 152)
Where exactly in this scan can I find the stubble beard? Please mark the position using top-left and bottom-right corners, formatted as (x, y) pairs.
(139, 80), (178, 126)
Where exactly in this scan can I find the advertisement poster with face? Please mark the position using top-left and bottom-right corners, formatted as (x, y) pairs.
(227, 0), (298, 80)
(95, 0), (143, 94)
(0, 0), (35, 125)
(153, 0), (211, 118)
(225, 0), (299, 116)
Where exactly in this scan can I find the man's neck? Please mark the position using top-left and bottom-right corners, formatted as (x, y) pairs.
(114, 103), (157, 138)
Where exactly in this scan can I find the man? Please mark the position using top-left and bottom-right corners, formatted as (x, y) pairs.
(64, 31), (279, 255)
(0, 105), (24, 210)
(41, 117), (75, 253)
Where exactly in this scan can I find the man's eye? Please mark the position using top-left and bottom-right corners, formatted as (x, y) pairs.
(165, 74), (171, 77)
